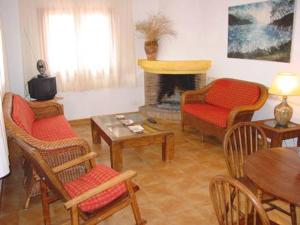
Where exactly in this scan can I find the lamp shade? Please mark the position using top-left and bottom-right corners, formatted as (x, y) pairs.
(269, 72), (300, 96)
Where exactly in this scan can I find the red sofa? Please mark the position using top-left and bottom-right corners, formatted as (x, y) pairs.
(181, 78), (268, 141)
(12, 95), (75, 141)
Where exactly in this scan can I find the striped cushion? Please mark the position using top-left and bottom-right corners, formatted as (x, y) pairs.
(12, 96), (35, 134)
(205, 79), (260, 109)
(183, 103), (230, 128)
(64, 165), (127, 212)
(32, 115), (75, 141)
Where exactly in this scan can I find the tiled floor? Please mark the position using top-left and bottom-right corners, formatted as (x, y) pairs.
(0, 120), (297, 225)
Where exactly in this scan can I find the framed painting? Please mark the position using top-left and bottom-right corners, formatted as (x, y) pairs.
(227, 0), (295, 62)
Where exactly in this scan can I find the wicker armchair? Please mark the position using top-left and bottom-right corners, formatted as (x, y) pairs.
(3, 92), (90, 208)
(181, 78), (268, 141)
(13, 135), (145, 225)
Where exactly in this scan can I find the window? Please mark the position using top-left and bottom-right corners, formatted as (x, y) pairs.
(45, 11), (112, 77)
(40, 3), (135, 91)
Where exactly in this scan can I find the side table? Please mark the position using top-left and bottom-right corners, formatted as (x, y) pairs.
(255, 119), (300, 147)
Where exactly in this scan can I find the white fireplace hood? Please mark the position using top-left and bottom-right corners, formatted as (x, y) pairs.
(138, 59), (212, 74)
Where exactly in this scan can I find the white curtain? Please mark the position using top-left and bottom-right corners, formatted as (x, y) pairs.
(20, 0), (136, 92)
(0, 22), (10, 178)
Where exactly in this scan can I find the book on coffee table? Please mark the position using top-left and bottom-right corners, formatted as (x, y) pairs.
(120, 119), (134, 126)
(128, 125), (144, 133)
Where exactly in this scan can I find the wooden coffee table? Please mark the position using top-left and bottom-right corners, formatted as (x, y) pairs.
(91, 112), (174, 171)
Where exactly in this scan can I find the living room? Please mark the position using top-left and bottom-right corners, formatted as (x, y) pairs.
(0, 0), (299, 225)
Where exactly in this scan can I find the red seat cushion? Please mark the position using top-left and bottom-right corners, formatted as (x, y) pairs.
(183, 103), (230, 128)
(205, 79), (260, 109)
(12, 96), (35, 134)
(64, 165), (127, 212)
(32, 115), (76, 141)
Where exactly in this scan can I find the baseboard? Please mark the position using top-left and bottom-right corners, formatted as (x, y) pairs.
(68, 118), (90, 126)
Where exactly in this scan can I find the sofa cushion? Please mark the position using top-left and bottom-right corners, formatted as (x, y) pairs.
(205, 79), (260, 109)
(32, 115), (76, 141)
(183, 103), (230, 128)
(64, 165), (127, 212)
(12, 96), (35, 134)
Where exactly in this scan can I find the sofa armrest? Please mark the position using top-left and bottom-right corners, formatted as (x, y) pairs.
(29, 100), (64, 119)
(9, 127), (92, 160)
(52, 152), (97, 173)
(227, 106), (257, 127)
(181, 85), (210, 107)
(227, 92), (269, 127)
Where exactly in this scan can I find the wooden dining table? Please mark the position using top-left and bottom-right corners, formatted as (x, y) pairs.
(244, 147), (300, 225)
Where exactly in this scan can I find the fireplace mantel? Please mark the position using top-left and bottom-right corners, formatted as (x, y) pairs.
(138, 59), (212, 74)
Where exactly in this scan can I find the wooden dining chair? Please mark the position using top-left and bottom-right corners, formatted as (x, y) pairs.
(223, 122), (276, 206)
(209, 175), (278, 225)
(223, 122), (295, 218)
(223, 122), (268, 179)
(12, 137), (146, 225)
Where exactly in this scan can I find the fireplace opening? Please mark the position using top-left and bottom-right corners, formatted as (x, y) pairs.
(156, 74), (195, 111)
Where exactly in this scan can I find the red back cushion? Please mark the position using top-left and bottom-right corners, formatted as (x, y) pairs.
(32, 115), (76, 141)
(12, 96), (35, 134)
(205, 79), (260, 109)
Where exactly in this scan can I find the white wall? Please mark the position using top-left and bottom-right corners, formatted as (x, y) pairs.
(0, 0), (24, 95)
(156, 0), (206, 60)
(157, 0), (300, 123)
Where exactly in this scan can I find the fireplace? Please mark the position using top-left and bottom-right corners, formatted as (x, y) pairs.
(156, 74), (195, 110)
(138, 59), (212, 120)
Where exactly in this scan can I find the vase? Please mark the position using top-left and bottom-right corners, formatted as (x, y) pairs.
(144, 40), (158, 60)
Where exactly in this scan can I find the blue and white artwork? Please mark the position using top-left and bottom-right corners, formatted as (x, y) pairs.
(228, 0), (295, 62)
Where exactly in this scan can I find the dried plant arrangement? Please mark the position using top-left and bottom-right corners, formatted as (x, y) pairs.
(136, 13), (176, 60)
(135, 13), (176, 41)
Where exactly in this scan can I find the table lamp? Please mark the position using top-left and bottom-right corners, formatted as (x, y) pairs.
(269, 72), (300, 127)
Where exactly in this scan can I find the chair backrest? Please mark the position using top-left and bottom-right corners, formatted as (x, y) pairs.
(223, 122), (267, 179)
(12, 137), (71, 201)
(210, 175), (271, 225)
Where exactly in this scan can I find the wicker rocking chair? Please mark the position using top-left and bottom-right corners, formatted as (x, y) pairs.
(12, 137), (146, 225)
(3, 92), (92, 208)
